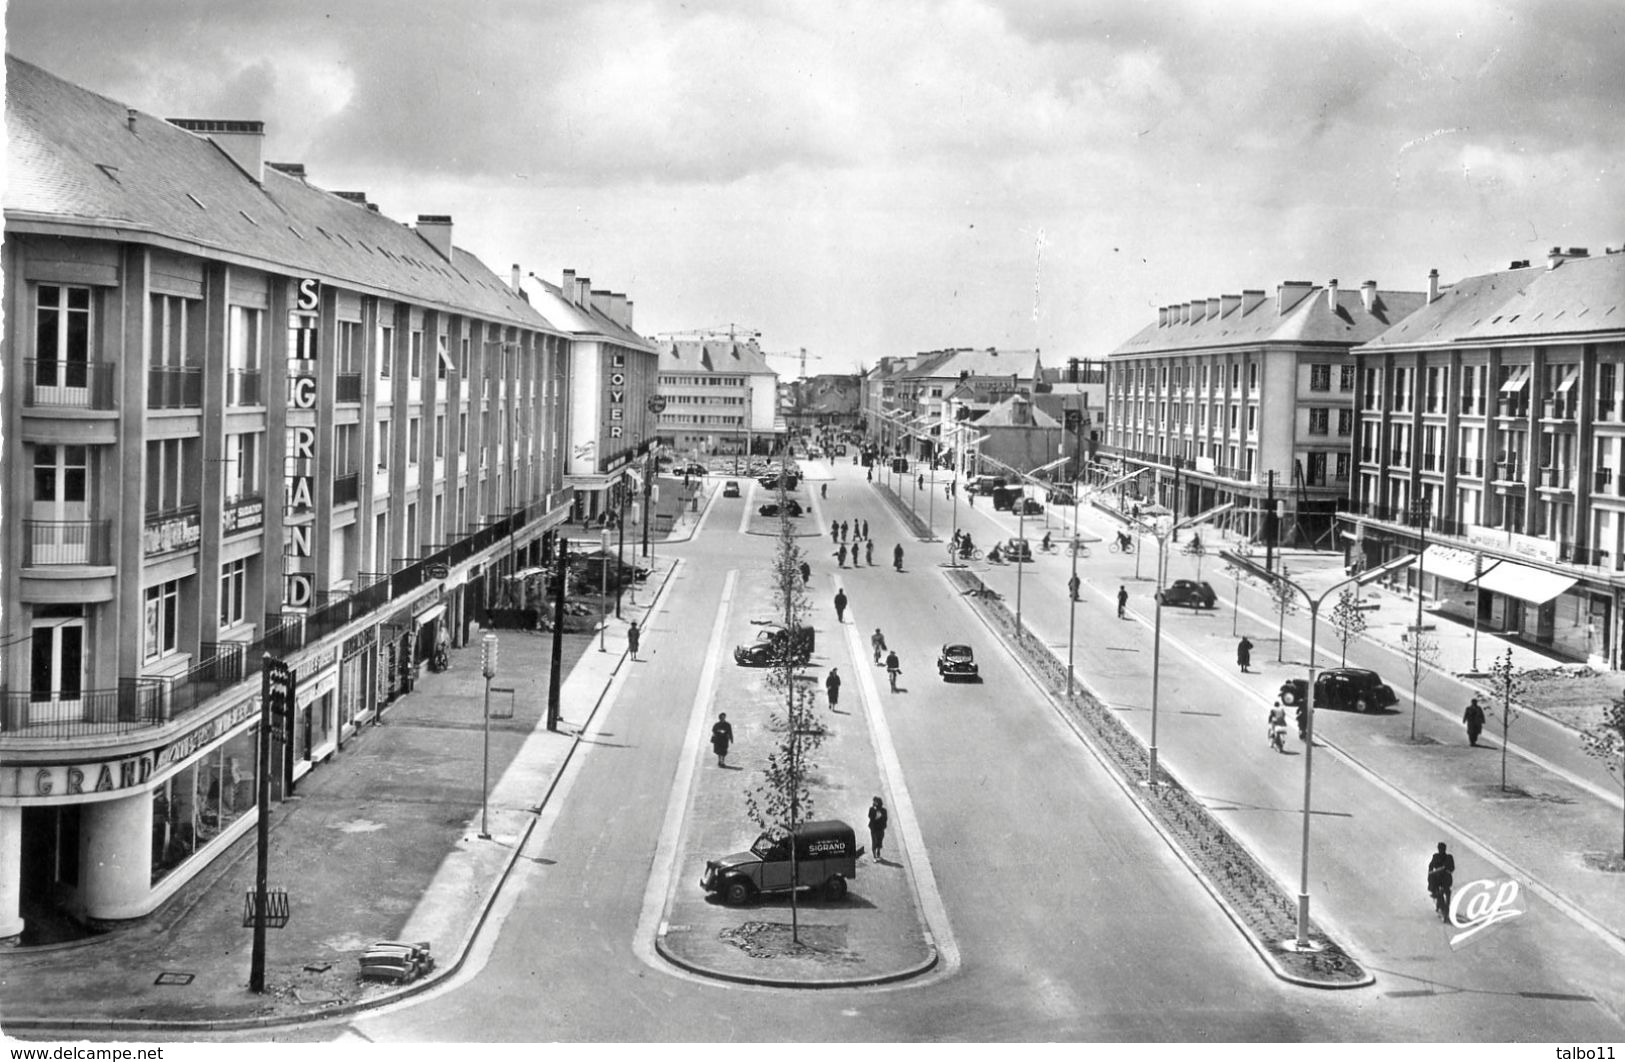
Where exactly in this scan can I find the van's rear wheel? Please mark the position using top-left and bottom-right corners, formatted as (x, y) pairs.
(823, 876), (848, 902)
(723, 880), (754, 906)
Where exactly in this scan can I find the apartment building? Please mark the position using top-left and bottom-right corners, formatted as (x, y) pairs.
(1104, 280), (1425, 544)
(0, 56), (577, 940)
(1346, 247), (1625, 666)
(653, 336), (780, 456)
(874, 348), (1044, 467)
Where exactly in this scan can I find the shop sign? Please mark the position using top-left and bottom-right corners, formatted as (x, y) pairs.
(156, 697), (258, 770)
(343, 627), (378, 656)
(295, 649), (338, 682)
(1465, 524), (1559, 562)
(605, 352), (627, 445)
(143, 510), (201, 556)
(222, 498), (264, 534)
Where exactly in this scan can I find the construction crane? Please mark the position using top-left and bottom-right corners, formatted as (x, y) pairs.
(761, 347), (821, 379)
(658, 324), (762, 342)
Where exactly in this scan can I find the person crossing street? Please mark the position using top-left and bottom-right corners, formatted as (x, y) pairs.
(833, 588), (848, 622)
(871, 628), (888, 664)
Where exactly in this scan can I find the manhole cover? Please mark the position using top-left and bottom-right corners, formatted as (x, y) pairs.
(155, 972), (195, 986)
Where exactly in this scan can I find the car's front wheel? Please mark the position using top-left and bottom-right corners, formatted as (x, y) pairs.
(723, 879), (755, 906)
(1356, 697), (1370, 713)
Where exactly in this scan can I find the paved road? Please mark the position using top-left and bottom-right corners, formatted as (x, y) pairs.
(930, 468), (1625, 1038)
(336, 462), (1394, 1041)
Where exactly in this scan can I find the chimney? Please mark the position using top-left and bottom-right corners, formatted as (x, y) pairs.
(1242, 289), (1266, 315)
(1428, 268), (1441, 301)
(1158, 306), (1168, 327)
(126, 108), (137, 132)
(267, 161), (306, 178)
(577, 278), (592, 307)
(590, 288), (612, 317)
(1277, 280), (1313, 315)
(561, 269), (576, 304)
(415, 215), (454, 262)
(610, 293), (629, 327)
(167, 118), (265, 182)
(1509, 259), (1531, 269)
(511, 264), (523, 292)
(624, 299), (635, 329)
(1220, 293), (1240, 317)
(334, 191), (369, 205)
(1205, 297), (1221, 320)
(1189, 300), (1205, 325)
(1361, 280), (1377, 312)
(1326, 278), (1339, 311)
(1567, 247), (1590, 257)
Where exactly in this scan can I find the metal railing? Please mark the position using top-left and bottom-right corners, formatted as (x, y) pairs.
(148, 365), (203, 409)
(24, 359), (116, 409)
(336, 373), (364, 403)
(24, 520), (112, 566)
(333, 472), (360, 506)
(226, 369), (262, 407)
(1, 685), (164, 739)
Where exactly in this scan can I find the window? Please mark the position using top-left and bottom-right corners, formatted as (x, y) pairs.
(223, 433), (259, 501)
(1337, 408), (1353, 436)
(1310, 365), (1331, 392)
(34, 444), (88, 505)
(379, 325), (393, 379)
(337, 321), (361, 373)
(1340, 365), (1355, 392)
(34, 284), (92, 388)
(459, 413), (468, 454)
(220, 559), (248, 627)
(435, 414), (446, 459)
(149, 294), (194, 368)
(334, 424), (358, 475)
(227, 307), (262, 406)
(146, 438), (193, 515)
(410, 331), (423, 380)
(408, 417), (420, 465)
(1247, 406), (1257, 431)
(144, 579), (181, 661)
(377, 419), (391, 470)
(1249, 363), (1258, 389)
(437, 336), (450, 380)
(1308, 408), (1329, 435)
(460, 337), (470, 378)
(1335, 452), (1350, 482)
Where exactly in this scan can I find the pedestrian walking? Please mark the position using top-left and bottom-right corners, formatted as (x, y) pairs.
(826, 668), (842, 708)
(821, 483), (828, 499)
(893, 543), (904, 571)
(868, 796), (889, 861)
(711, 712), (734, 768)
(838, 543), (848, 567)
(866, 540), (875, 566)
(852, 541), (862, 566)
(862, 519), (869, 540)
(1462, 696), (1487, 747)
(1067, 572), (1081, 601)
(867, 466), (873, 482)
(841, 520), (849, 542)
(1237, 636), (1254, 673)
(917, 474), (924, 490)
(834, 588), (848, 622)
(799, 560), (811, 586)
(871, 627), (888, 664)
(626, 621), (640, 661)
(1117, 585), (1128, 618)
(884, 649), (901, 692)
(830, 521), (839, 544)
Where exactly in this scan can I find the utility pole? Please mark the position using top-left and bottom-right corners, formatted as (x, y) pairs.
(547, 537), (566, 731)
(1265, 470), (1276, 575)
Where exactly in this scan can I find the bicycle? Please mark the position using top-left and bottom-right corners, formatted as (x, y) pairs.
(1108, 538), (1134, 554)
(1182, 540), (1206, 557)
(1069, 540), (1091, 558)
(887, 666), (900, 692)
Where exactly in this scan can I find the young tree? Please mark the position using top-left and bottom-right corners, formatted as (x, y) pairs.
(1487, 649), (1525, 792)
(1269, 565), (1300, 663)
(1327, 587), (1369, 667)
(744, 479), (825, 941)
(1581, 692), (1625, 861)
(1402, 627), (1441, 741)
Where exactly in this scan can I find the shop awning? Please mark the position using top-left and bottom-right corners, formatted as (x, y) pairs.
(1555, 366), (1581, 393)
(1420, 545), (1498, 585)
(414, 603), (447, 625)
(1499, 367), (1531, 393)
(1472, 560), (1576, 604)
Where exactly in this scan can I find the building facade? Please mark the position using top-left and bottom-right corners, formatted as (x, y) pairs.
(1, 56), (578, 939)
(653, 336), (780, 457)
(1346, 248), (1625, 667)
(1104, 281), (1425, 544)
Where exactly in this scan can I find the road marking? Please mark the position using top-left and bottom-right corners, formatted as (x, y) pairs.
(843, 612), (961, 980)
(636, 570), (737, 977)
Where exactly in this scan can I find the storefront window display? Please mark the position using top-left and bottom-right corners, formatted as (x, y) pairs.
(150, 726), (258, 886)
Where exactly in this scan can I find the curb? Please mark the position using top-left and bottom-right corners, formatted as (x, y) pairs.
(651, 935), (939, 990)
(2, 560), (685, 1035)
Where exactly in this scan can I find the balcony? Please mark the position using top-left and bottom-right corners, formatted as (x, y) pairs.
(24, 520), (113, 566)
(1493, 462), (1525, 484)
(1496, 397), (1529, 419)
(336, 373), (364, 403)
(333, 472), (361, 506)
(1458, 396), (1482, 416)
(1388, 449), (1410, 466)
(1596, 469), (1616, 495)
(25, 359), (116, 409)
(226, 369), (262, 407)
(1541, 396), (1577, 424)
(1539, 466), (1574, 491)
(1, 684), (163, 739)
(148, 365), (203, 409)
(1457, 457), (1484, 477)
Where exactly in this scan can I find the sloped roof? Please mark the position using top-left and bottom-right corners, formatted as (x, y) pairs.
(978, 394), (1060, 428)
(5, 54), (555, 331)
(1360, 253), (1625, 350)
(525, 279), (655, 352)
(662, 337), (776, 376)
(897, 348), (1042, 380)
(1111, 285), (1426, 357)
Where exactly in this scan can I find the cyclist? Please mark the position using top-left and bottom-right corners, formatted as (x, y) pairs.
(1116, 530), (1134, 553)
(1188, 532), (1203, 554)
(1427, 843), (1456, 921)
(884, 650), (901, 692)
(871, 628), (888, 664)
(1267, 701), (1288, 752)
(1041, 532), (1053, 552)
(988, 543), (1003, 564)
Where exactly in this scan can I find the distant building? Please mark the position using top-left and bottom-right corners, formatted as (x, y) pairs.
(782, 373), (861, 433)
(1346, 247), (1625, 666)
(1105, 280), (1425, 545)
(653, 336), (781, 456)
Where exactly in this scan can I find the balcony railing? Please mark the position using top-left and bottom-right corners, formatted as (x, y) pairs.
(148, 365), (203, 409)
(1, 684), (164, 739)
(1540, 466), (1574, 490)
(25, 359), (116, 409)
(1542, 396), (1577, 421)
(1494, 462), (1525, 482)
(1595, 470), (1615, 495)
(333, 472), (360, 506)
(1496, 397), (1529, 419)
(1458, 396), (1482, 416)
(1457, 457), (1484, 477)
(24, 520), (112, 566)
(1388, 449), (1410, 466)
(1597, 401), (1617, 423)
(336, 373), (364, 403)
(226, 369), (262, 407)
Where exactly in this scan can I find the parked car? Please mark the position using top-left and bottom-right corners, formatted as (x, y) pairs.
(1013, 497), (1044, 515)
(700, 819), (862, 904)
(937, 643), (980, 681)
(991, 486), (1022, 511)
(758, 499), (804, 518)
(970, 475), (1007, 495)
(733, 625), (815, 667)
(722, 480), (741, 498)
(679, 462), (708, 476)
(1003, 538), (1035, 563)
(758, 473), (801, 491)
(1278, 668), (1398, 713)
(1155, 579), (1217, 609)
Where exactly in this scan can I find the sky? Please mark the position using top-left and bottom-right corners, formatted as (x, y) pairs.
(4, 0), (1622, 375)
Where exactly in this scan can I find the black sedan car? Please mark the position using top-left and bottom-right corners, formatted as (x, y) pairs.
(1278, 668), (1398, 713)
(722, 480), (741, 498)
(1155, 579), (1217, 609)
(758, 499), (804, 517)
(937, 643), (979, 681)
(734, 625), (814, 667)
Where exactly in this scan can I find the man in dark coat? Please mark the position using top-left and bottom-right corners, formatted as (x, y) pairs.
(1462, 696), (1487, 746)
(626, 621), (640, 661)
(833, 588), (848, 622)
(711, 712), (734, 768)
(866, 540), (875, 566)
(893, 543), (904, 571)
(868, 796), (889, 861)
(799, 561), (811, 586)
(837, 543), (848, 568)
(826, 668), (842, 708)
(1237, 636), (1254, 673)
(1117, 585), (1129, 617)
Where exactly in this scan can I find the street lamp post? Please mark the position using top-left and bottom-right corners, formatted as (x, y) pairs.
(1221, 549), (1415, 948)
(479, 633), (498, 840)
(598, 528), (609, 652)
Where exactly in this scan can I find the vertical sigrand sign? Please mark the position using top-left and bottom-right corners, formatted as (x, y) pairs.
(284, 279), (321, 609)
